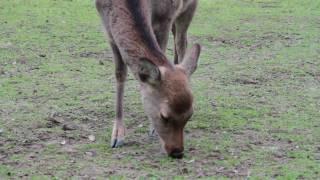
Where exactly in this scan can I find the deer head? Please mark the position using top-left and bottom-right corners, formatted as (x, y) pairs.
(138, 44), (201, 158)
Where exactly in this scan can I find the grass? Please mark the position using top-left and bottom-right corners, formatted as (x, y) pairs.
(0, 0), (319, 179)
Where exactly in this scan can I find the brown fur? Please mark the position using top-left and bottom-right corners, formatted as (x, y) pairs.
(162, 69), (193, 114)
(96, 0), (200, 158)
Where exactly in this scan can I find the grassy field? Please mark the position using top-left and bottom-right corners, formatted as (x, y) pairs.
(1, 0), (320, 179)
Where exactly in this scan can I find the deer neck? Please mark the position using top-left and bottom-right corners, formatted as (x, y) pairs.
(109, 0), (172, 71)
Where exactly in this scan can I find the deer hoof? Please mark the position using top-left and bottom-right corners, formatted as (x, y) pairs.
(111, 138), (124, 148)
(111, 124), (126, 148)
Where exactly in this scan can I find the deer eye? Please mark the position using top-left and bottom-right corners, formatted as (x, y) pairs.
(160, 113), (170, 123)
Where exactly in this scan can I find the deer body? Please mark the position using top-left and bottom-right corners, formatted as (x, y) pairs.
(96, 0), (200, 158)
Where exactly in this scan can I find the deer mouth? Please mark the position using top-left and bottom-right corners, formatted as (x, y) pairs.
(169, 148), (184, 159)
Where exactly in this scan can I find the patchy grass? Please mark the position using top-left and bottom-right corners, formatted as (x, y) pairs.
(1, 0), (319, 179)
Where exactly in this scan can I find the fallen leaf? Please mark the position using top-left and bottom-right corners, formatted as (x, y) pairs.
(61, 140), (66, 145)
(88, 135), (95, 142)
(186, 159), (195, 163)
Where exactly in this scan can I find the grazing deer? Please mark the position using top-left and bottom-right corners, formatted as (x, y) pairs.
(96, 0), (201, 158)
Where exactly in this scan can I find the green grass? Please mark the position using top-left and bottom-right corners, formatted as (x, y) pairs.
(1, 0), (319, 179)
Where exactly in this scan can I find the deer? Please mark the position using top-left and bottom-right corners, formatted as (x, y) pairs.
(95, 0), (201, 159)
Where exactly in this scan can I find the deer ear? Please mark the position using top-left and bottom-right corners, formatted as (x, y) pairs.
(181, 44), (201, 76)
(138, 58), (161, 85)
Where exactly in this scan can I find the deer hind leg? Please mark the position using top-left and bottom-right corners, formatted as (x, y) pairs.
(173, 0), (198, 64)
(153, 20), (172, 53)
(110, 42), (128, 148)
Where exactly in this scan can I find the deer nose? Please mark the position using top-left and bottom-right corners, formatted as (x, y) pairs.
(169, 148), (184, 159)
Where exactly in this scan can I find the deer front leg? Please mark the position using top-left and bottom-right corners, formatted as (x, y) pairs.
(110, 43), (128, 148)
